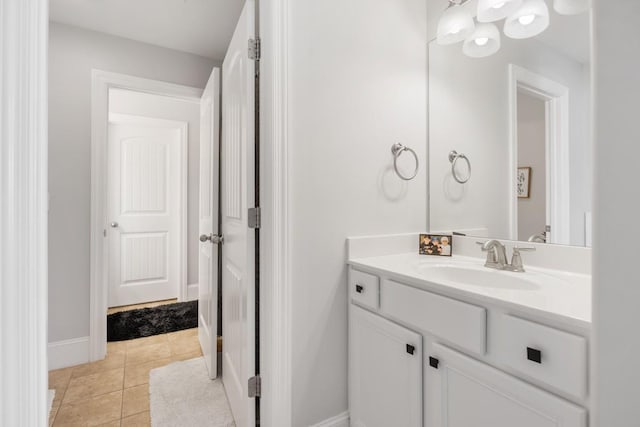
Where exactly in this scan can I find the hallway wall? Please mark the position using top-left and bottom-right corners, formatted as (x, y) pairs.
(48, 22), (218, 347)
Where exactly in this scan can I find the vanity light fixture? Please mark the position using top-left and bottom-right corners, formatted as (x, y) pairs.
(436, 0), (588, 58)
(553, 0), (591, 15)
(463, 22), (501, 58)
(503, 0), (549, 39)
(437, 0), (476, 45)
(477, 0), (523, 23)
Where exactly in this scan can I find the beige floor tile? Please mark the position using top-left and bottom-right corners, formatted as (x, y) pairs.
(124, 357), (172, 388)
(125, 334), (168, 351)
(49, 405), (59, 427)
(121, 411), (150, 427)
(171, 349), (203, 363)
(168, 333), (201, 356)
(166, 328), (198, 341)
(71, 352), (126, 379)
(49, 367), (74, 408)
(49, 367), (74, 390)
(63, 368), (125, 404)
(122, 384), (150, 418)
(54, 390), (122, 427)
(126, 341), (172, 367)
(107, 341), (127, 355)
(96, 421), (121, 427)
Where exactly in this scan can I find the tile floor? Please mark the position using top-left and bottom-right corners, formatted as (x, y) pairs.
(49, 303), (201, 426)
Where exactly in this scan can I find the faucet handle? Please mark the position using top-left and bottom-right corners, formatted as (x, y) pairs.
(509, 247), (535, 272)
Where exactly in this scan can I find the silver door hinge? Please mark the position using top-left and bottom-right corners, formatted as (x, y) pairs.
(248, 207), (261, 229)
(248, 375), (261, 398)
(248, 38), (261, 61)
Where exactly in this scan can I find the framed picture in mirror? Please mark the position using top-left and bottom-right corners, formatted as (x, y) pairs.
(517, 167), (531, 199)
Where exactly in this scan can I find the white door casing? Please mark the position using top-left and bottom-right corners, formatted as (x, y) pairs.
(508, 65), (570, 245)
(222, 1), (257, 426)
(198, 68), (221, 379)
(91, 71), (202, 361)
(107, 114), (187, 307)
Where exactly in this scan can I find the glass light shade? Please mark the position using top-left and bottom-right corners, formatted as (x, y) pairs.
(437, 4), (476, 45)
(553, 0), (591, 15)
(463, 23), (501, 58)
(477, 0), (523, 23)
(504, 0), (549, 39)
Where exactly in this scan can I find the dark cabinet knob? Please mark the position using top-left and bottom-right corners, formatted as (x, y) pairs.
(355, 284), (364, 294)
(406, 344), (415, 355)
(429, 356), (439, 369)
(527, 347), (542, 364)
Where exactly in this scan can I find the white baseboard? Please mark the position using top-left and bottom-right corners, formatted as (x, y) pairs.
(187, 283), (199, 301)
(48, 336), (90, 370)
(310, 411), (349, 427)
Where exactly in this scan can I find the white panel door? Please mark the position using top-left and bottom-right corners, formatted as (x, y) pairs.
(198, 67), (221, 379)
(349, 305), (423, 427)
(425, 343), (587, 427)
(221, 1), (256, 426)
(108, 116), (185, 307)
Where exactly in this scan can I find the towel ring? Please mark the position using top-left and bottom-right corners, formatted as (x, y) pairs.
(391, 143), (419, 181)
(448, 150), (471, 184)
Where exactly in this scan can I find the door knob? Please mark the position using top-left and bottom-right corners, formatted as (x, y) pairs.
(200, 234), (224, 244)
(110, 222), (119, 228)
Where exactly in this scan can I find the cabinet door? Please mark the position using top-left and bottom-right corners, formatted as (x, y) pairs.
(349, 305), (422, 427)
(425, 343), (586, 427)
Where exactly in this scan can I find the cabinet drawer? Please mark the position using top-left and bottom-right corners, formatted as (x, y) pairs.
(494, 314), (587, 399)
(349, 269), (379, 310)
(381, 279), (486, 355)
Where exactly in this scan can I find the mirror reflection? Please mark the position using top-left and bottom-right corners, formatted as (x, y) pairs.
(427, 0), (592, 247)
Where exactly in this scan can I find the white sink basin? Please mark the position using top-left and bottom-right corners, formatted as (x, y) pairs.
(416, 264), (541, 290)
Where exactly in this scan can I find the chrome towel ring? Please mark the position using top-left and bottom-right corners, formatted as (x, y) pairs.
(391, 143), (419, 181)
(449, 150), (471, 184)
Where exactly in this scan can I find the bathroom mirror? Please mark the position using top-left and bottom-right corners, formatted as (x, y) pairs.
(427, 0), (592, 247)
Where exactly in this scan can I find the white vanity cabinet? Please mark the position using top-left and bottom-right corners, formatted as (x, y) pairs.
(425, 343), (587, 427)
(348, 266), (590, 427)
(349, 304), (423, 427)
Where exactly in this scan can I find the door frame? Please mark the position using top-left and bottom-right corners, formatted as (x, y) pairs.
(508, 64), (571, 245)
(106, 112), (189, 307)
(259, 0), (294, 425)
(90, 70), (202, 361)
(0, 1), (49, 425)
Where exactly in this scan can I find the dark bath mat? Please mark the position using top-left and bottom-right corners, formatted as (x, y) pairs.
(107, 300), (198, 341)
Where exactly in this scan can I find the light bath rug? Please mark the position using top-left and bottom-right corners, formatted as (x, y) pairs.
(150, 357), (235, 427)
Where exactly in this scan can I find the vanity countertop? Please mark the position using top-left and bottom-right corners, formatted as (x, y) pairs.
(348, 252), (591, 328)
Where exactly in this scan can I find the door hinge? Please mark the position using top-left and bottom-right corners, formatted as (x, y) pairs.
(248, 207), (261, 229)
(248, 375), (261, 398)
(248, 38), (261, 61)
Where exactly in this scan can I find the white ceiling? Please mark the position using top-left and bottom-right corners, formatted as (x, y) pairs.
(49, 0), (245, 60)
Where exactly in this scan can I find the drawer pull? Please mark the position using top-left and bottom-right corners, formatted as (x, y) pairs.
(429, 356), (440, 369)
(527, 347), (542, 364)
(355, 284), (364, 294)
(406, 344), (415, 355)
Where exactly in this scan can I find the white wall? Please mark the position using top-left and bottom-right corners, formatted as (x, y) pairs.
(284, 0), (428, 424)
(109, 89), (201, 287)
(428, 35), (591, 245)
(48, 22), (217, 343)
(517, 93), (546, 240)
(592, 1), (640, 425)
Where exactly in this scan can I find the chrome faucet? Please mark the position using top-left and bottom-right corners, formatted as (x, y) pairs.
(477, 240), (536, 272)
(478, 240), (508, 270)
